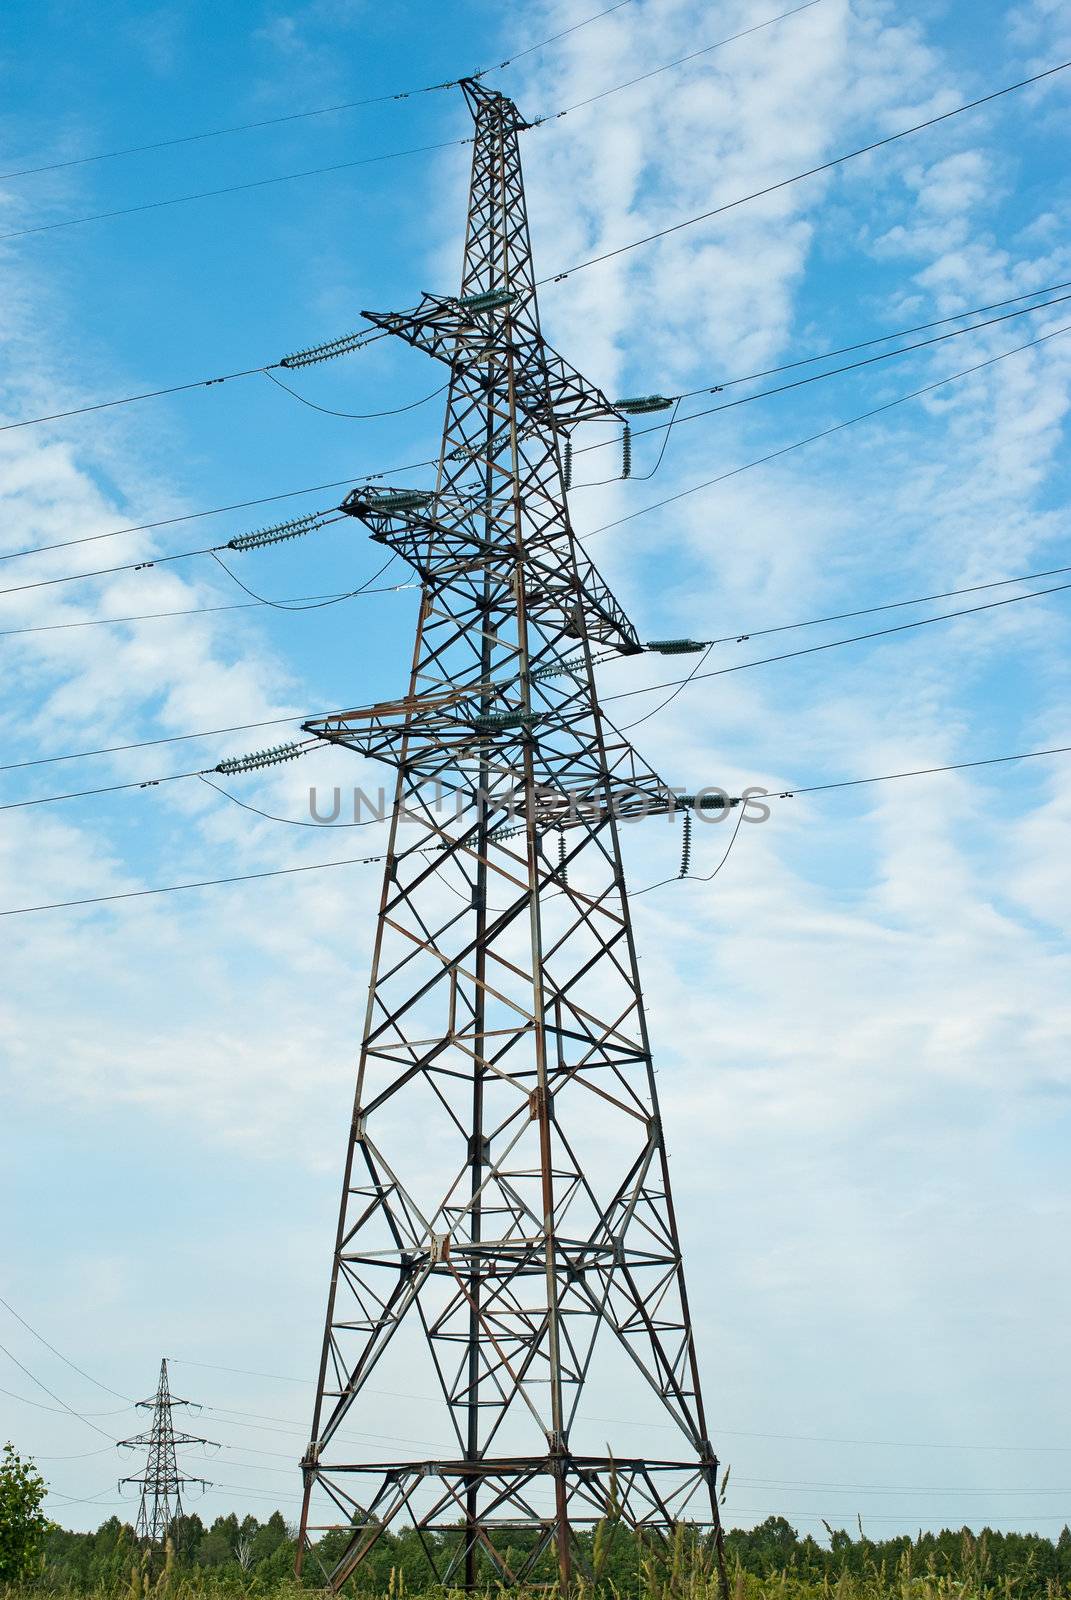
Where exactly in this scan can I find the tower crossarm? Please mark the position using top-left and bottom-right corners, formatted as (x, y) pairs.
(360, 297), (620, 429)
(340, 484), (643, 657)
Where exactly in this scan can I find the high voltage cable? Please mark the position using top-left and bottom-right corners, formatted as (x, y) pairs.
(0, 1386), (130, 1417)
(5, 315), (1065, 611)
(162, 1357), (1071, 1456)
(0, 1294), (131, 1402)
(0, 1), (635, 184)
(9, 576), (1069, 817)
(582, 320), (1071, 541)
(538, 59), (1071, 286)
(5, 743), (1071, 919)
(0, 1342), (116, 1441)
(0, 513), (349, 601)
(5, 555), (1068, 774)
(570, 290), (1071, 473)
(0, 580), (416, 640)
(2, 0), (816, 247)
(538, 0), (825, 119)
(0, 137), (476, 243)
(672, 561), (1071, 647)
(262, 369), (447, 419)
(680, 279), (1071, 395)
(0, 326), (393, 437)
(602, 578), (1071, 705)
(3, 270), (1066, 455)
(0, 458), (433, 562)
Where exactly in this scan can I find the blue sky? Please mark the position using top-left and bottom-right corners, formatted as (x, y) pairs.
(1, 0), (1070, 1546)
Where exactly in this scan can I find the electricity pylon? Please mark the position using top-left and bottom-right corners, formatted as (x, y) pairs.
(297, 78), (727, 1594)
(119, 1359), (213, 1546)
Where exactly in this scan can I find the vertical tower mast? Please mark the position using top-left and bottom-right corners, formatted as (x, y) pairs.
(297, 80), (726, 1592)
(119, 1359), (213, 1547)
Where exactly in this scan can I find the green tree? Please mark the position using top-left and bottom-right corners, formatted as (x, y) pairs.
(0, 1441), (50, 1582)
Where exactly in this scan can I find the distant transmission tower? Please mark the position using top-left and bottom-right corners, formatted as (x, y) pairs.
(296, 78), (728, 1594)
(119, 1359), (214, 1546)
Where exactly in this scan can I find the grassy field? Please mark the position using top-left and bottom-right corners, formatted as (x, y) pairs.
(9, 1520), (1071, 1600)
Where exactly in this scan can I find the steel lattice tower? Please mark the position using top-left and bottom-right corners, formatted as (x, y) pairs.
(297, 79), (727, 1593)
(119, 1360), (213, 1546)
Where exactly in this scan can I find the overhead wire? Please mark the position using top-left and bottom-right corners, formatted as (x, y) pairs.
(0, 1294), (132, 1402)
(2, 219), (1062, 457)
(666, 561), (1071, 649)
(6, 298), (1069, 613)
(581, 320), (1071, 541)
(678, 278), (1071, 396)
(0, 514), (353, 603)
(568, 291), (1071, 480)
(537, 0), (826, 119)
(0, 1), (635, 184)
(10, 575), (1070, 818)
(0, 136), (476, 243)
(0, 330), (393, 437)
(601, 578), (1071, 705)
(0, 1342), (117, 1442)
(6, 555), (1070, 776)
(537, 58), (1071, 286)
(5, 274), (1070, 573)
(633, 801), (748, 896)
(0, 579), (416, 641)
(0, 1385), (130, 1418)
(197, 775), (380, 829)
(4, 744), (1071, 918)
(206, 549), (397, 611)
(1, 270), (1066, 504)
(0, 453), (436, 563)
(163, 1357), (1071, 1454)
(2, 0), (822, 249)
(262, 368), (448, 419)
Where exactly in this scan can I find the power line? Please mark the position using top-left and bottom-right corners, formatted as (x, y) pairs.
(602, 578), (1071, 705)
(0, 1), (634, 184)
(6, 307), (1067, 615)
(0, 579), (415, 640)
(3, 267), (1065, 533)
(10, 575), (1070, 819)
(0, 1341), (117, 1442)
(538, 59), (1071, 285)
(0, 711), (317, 774)
(0, 848), (398, 918)
(570, 290), (1071, 475)
(0, 458), (434, 563)
(7, 253), (1069, 466)
(664, 561), (1071, 648)
(582, 320), (1071, 540)
(5, 743), (1071, 919)
(262, 369), (448, 419)
(3, 1), (818, 250)
(0, 136), (474, 244)
(679, 279), (1071, 396)
(6, 551), (1068, 776)
(0, 1385), (130, 1418)
(165, 1358), (1071, 1458)
(0, 512), (350, 602)
(540, 0), (825, 120)
(0, 1294), (132, 1402)
(0, 766), (211, 814)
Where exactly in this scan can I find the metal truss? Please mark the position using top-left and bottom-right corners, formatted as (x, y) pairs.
(119, 1359), (213, 1547)
(297, 76), (727, 1594)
